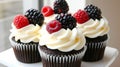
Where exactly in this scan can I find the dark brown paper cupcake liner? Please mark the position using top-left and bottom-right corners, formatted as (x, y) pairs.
(38, 46), (87, 67)
(83, 41), (107, 62)
(10, 40), (41, 63)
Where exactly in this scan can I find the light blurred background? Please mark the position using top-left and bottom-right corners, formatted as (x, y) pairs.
(0, 0), (119, 67)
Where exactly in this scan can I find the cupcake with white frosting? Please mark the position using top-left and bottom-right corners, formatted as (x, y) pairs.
(38, 13), (86, 67)
(74, 4), (110, 61)
(9, 8), (44, 63)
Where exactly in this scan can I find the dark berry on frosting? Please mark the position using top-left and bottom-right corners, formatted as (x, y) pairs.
(41, 6), (54, 17)
(46, 20), (62, 34)
(56, 13), (76, 30)
(74, 10), (90, 24)
(54, 0), (69, 14)
(25, 9), (44, 26)
(13, 14), (29, 29)
(84, 4), (102, 20)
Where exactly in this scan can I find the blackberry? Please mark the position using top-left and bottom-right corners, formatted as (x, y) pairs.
(25, 9), (44, 26)
(56, 13), (76, 30)
(54, 0), (69, 14)
(84, 4), (102, 20)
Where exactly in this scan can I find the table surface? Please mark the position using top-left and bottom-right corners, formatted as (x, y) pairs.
(0, 46), (119, 67)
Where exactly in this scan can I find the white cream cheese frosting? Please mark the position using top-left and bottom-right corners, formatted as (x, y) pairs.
(10, 23), (41, 43)
(77, 17), (110, 38)
(39, 25), (86, 52)
(44, 14), (57, 24)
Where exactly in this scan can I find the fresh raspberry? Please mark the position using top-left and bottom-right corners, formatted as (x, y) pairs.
(41, 6), (54, 17)
(46, 20), (61, 34)
(73, 10), (90, 24)
(13, 14), (29, 29)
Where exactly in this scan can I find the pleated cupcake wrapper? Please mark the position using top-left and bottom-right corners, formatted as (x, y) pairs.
(10, 40), (41, 63)
(38, 46), (87, 67)
(83, 41), (107, 62)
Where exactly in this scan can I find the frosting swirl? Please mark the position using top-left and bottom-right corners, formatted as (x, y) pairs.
(77, 18), (110, 38)
(39, 26), (86, 52)
(10, 23), (41, 43)
(44, 14), (57, 24)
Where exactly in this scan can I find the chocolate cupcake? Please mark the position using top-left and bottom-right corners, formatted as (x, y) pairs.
(75, 4), (110, 61)
(9, 9), (44, 63)
(10, 37), (40, 63)
(38, 13), (86, 67)
(83, 35), (108, 61)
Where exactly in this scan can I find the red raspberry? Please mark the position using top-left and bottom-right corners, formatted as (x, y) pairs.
(13, 14), (29, 29)
(41, 6), (54, 17)
(46, 20), (61, 34)
(73, 10), (90, 24)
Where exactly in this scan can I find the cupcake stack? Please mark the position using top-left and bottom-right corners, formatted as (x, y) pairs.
(9, 0), (110, 66)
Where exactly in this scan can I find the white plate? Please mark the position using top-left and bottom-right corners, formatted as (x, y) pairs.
(0, 46), (118, 67)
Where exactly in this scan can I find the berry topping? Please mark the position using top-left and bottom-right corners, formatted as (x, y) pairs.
(56, 13), (76, 30)
(25, 9), (44, 26)
(46, 20), (61, 34)
(54, 0), (69, 14)
(73, 10), (90, 24)
(84, 4), (102, 20)
(13, 14), (29, 29)
(41, 6), (54, 17)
